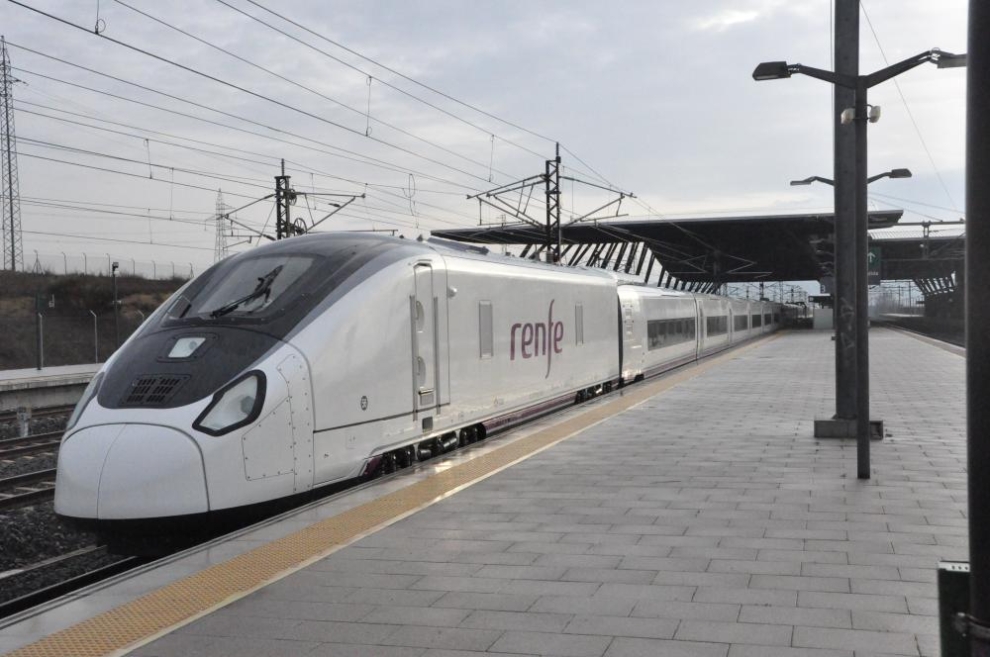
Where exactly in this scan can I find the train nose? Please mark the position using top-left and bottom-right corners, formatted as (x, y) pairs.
(55, 424), (209, 520)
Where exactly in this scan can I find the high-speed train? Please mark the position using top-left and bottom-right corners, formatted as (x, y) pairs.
(55, 233), (781, 528)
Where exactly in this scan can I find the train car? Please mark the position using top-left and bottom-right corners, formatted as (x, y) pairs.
(54, 234), (619, 524)
(54, 232), (783, 530)
(618, 286), (698, 381)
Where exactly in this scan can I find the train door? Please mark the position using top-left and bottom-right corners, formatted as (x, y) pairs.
(412, 263), (438, 431)
(697, 302), (705, 356)
(276, 353), (314, 494)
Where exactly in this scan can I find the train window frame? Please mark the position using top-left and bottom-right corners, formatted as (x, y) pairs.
(193, 370), (267, 437)
(165, 255), (319, 326)
(706, 315), (728, 336)
(647, 316), (696, 351)
(575, 303), (584, 345)
(479, 301), (494, 359)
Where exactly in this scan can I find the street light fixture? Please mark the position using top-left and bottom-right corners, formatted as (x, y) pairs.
(789, 168), (912, 186)
(753, 47), (964, 480)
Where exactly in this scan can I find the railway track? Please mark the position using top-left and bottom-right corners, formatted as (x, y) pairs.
(0, 431), (63, 460)
(0, 468), (57, 510)
(0, 405), (74, 425)
(0, 546), (144, 620)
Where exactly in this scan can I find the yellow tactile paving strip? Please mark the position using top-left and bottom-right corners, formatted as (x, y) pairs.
(4, 334), (778, 657)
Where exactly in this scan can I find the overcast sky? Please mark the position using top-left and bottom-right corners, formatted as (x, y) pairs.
(0, 0), (968, 278)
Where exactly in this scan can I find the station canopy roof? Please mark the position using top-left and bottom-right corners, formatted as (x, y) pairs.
(433, 210), (904, 283)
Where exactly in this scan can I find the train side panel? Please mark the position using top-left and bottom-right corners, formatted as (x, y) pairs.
(618, 286), (698, 380)
(442, 256), (619, 422)
(698, 296), (732, 355)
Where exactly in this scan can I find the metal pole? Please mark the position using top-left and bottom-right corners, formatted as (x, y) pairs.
(967, 0), (990, 646)
(112, 262), (119, 348)
(833, 0), (859, 421)
(854, 81), (871, 479)
(34, 294), (41, 370)
(90, 309), (98, 362)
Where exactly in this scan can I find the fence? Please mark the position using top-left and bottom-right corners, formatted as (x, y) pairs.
(0, 309), (146, 370)
(22, 250), (210, 280)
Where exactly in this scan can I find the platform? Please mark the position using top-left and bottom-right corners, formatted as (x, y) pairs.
(0, 364), (100, 413)
(0, 329), (966, 657)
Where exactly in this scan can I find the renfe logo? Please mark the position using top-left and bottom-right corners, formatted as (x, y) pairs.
(510, 300), (564, 378)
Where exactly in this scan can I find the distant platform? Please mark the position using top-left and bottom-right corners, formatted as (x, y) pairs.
(0, 363), (100, 412)
(0, 330), (965, 657)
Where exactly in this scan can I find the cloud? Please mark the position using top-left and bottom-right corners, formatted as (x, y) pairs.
(693, 9), (761, 32)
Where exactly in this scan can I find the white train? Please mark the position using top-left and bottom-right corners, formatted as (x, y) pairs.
(55, 234), (781, 527)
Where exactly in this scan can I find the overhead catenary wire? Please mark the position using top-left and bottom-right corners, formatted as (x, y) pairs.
(232, 1), (617, 189)
(859, 0), (960, 212)
(9, 52), (482, 191)
(18, 151), (267, 200)
(18, 137), (276, 192)
(23, 228), (215, 251)
(17, 101), (471, 198)
(5, 2), (513, 188)
(111, 0), (520, 183)
(224, 0), (551, 160)
(18, 109), (478, 228)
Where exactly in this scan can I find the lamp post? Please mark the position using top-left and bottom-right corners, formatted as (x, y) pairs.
(754, 49), (965, 480)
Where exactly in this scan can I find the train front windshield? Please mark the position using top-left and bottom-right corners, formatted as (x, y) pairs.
(166, 255), (315, 322)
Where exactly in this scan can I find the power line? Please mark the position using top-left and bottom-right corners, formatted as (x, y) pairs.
(859, 0), (960, 212)
(235, 1), (621, 191)
(23, 228), (214, 251)
(18, 150), (265, 200)
(111, 0), (519, 183)
(225, 0), (550, 160)
(6, 3), (508, 187)
(19, 136), (275, 191)
(9, 50), (481, 190)
(17, 100), (472, 197)
(19, 108), (478, 228)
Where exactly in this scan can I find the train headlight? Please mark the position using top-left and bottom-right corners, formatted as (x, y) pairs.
(193, 371), (267, 436)
(66, 371), (105, 431)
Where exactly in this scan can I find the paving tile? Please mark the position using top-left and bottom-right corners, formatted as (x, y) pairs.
(490, 630), (612, 657)
(694, 586), (797, 607)
(738, 604), (851, 628)
(851, 610), (939, 634)
(221, 598), (375, 622)
(360, 606), (470, 628)
(459, 609), (571, 633)
(380, 626), (502, 652)
(530, 595), (636, 616)
(595, 583), (696, 601)
(175, 614), (301, 639)
(792, 626), (919, 654)
(750, 575), (850, 593)
(563, 614), (678, 639)
(727, 647), (852, 657)
(604, 637), (728, 657)
(307, 645), (426, 657)
(631, 599), (740, 622)
(432, 592), (537, 612)
(289, 620), (400, 644)
(675, 620), (792, 646)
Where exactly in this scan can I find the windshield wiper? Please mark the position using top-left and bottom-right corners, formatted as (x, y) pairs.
(209, 265), (284, 318)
